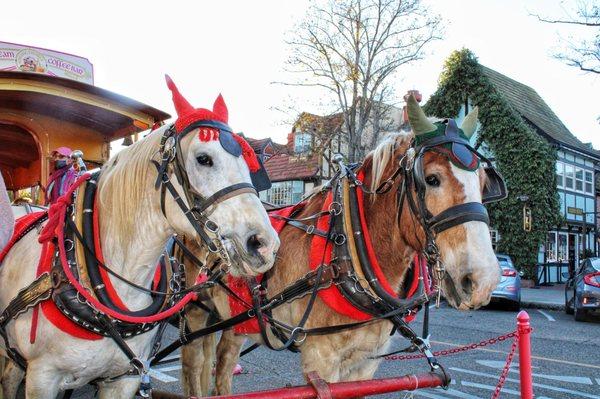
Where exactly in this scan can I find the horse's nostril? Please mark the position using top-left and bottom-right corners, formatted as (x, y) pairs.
(246, 234), (266, 256)
(461, 273), (474, 296)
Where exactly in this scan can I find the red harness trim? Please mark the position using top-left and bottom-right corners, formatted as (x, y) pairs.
(0, 212), (47, 263)
(226, 174), (426, 333)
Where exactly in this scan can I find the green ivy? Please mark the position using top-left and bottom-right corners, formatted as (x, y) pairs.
(424, 49), (561, 279)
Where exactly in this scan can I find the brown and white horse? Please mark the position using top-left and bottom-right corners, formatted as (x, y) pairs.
(179, 99), (501, 397)
(0, 90), (280, 398)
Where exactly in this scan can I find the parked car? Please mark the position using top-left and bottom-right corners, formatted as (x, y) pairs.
(564, 257), (600, 322)
(490, 254), (521, 310)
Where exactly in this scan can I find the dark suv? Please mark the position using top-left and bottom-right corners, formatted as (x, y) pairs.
(565, 258), (600, 322)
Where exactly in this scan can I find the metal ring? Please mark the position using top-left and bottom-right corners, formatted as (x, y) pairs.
(247, 309), (255, 318)
(291, 327), (307, 344)
(76, 291), (88, 305)
(354, 279), (366, 293)
(207, 240), (221, 253)
(306, 225), (315, 235)
(334, 234), (347, 246)
(64, 239), (74, 252)
(328, 201), (342, 216)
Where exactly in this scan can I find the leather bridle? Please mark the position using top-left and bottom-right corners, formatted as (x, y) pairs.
(382, 119), (506, 301)
(152, 121), (259, 266)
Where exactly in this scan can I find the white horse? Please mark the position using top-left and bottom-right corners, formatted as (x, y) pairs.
(0, 106), (280, 398)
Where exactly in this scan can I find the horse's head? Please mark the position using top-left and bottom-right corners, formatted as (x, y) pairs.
(376, 96), (504, 310)
(162, 76), (279, 277)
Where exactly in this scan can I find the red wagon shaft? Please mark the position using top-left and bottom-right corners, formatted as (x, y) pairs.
(152, 370), (449, 399)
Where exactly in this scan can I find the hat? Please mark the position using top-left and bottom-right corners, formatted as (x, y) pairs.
(52, 146), (72, 157)
(165, 75), (260, 173)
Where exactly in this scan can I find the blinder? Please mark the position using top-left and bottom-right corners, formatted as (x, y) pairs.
(413, 120), (507, 205)
(179, 119), (272, 192)
(407, 118), (507, 236)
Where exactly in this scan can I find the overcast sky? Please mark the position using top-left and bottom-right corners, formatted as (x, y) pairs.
(2, 0), (598, 149)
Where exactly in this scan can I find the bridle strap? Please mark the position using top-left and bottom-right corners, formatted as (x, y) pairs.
(427, 202), (489, 234)
(194, 183), (257, 214)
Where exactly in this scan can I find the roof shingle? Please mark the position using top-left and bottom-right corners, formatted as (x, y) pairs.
(264, 153), (319, 182)
(481, 66), (600, 158)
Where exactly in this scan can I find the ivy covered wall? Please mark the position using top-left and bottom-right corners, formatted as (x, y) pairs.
(424, 49), (561, 278)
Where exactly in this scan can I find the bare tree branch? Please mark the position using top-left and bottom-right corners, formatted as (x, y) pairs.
(532, 1), (600, 75)
(279, 0), (442, 161)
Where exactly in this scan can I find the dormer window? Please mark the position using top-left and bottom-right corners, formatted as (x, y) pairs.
(294, 132), (311, 154)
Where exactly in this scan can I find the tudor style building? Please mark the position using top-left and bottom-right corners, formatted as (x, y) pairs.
(451, 66), (600, 281)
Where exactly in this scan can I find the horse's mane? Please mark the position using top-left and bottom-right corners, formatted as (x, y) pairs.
(97, 127), (165, 237)
(369, 131), (412, 192)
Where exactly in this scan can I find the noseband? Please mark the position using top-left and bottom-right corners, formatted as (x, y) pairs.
(152, 122), (258, 265)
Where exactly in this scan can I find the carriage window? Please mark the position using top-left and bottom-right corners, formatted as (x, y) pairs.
(564, 165), (574, 189)
(585, 171), (594, 194)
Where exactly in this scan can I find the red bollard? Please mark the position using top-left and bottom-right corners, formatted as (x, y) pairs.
(517, 311), (533, 399)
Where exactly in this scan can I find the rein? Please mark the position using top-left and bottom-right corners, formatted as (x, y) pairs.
(154, 121), (506, 371)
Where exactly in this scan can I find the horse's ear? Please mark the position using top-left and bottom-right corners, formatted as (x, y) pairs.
(213, 94), (229, 124)
(406, 94), (436, 136)
(461, 106), (479, 138)
(165, 74), (194, 117)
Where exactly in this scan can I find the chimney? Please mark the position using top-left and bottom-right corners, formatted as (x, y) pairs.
(287, 131), (295, 153)
(402, 90), (422, 125)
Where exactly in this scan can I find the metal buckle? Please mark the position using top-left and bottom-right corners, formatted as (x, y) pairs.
(205, 220), (220, 233)
(306, 225), (315, 235)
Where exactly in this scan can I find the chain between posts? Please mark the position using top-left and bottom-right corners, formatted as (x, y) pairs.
(384, 327), (533, 399)
(491, 331), (520, 399)
(384, 328), (532, 361)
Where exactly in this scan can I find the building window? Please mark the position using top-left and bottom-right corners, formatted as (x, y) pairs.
(564, 164), (574, 189)
(555, 161), (564, 187)
(489, 229), (500, 252)
(294, 133), (311, 154)
(546, 232), (557, 262)
(261, 180), (304, 205)
(575, 167), (584, 191)
(586, 197), (595, 223)
(558, 233), (568, 261)
(585, 170), (594, 194)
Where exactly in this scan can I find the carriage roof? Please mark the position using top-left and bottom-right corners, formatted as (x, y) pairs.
(0, 71), (170, 193)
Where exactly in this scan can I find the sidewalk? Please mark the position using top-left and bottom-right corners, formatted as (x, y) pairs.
(521, 284), (565, 311)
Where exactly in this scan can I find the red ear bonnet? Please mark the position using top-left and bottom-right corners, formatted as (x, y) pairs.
(212, 94), (229, 124)
(165, 75), (228, 132)
(164, 75), (260, 173)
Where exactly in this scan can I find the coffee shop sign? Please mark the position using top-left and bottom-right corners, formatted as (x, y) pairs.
(0, 41), (93, 84)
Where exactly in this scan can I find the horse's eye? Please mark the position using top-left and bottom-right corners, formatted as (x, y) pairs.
(425, 175), (440, 187)
(196, 154), (213, 167)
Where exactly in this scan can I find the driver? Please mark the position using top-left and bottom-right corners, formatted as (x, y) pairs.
(45, 146), (77, 205)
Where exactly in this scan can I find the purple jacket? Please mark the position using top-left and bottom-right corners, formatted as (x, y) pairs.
(46, 166), (78, 205)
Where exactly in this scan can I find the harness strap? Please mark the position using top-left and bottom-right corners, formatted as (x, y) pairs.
(193, 183), (257, 214)
(427, 202), (489, 234)
(282, 220), (330, 238)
